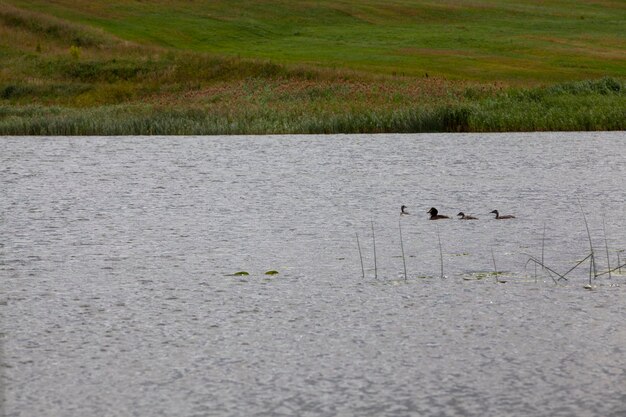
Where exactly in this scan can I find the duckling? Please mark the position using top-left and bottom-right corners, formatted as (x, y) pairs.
(457, 212), (478, 220)
(401, 205), (410, 215)
(490, 210), (515, 219)
(428, 207), (449, 220)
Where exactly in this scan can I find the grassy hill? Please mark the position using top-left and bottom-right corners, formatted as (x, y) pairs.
(1, 0), (625, 134)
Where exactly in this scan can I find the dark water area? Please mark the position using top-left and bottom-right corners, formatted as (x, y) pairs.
(1, 132), (625, 416)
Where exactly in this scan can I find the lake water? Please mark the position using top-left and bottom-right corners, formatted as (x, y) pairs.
(1, 132), (625, 417)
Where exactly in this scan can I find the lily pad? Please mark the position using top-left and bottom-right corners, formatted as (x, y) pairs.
(265, 270), (279, 275)
(232, 271), (249, 276)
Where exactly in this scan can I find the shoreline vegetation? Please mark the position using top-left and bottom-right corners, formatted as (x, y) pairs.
(1, 1), (624, 135)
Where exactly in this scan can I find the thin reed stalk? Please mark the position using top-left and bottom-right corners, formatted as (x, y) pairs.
(545, 269), (558, 285)
(437, 225), (444, 279)
(595, 262), (626, 278)
(577, 197), (597, 279)
(491, 248), (499, 283)
(528, 259), (558, 284)
(559, 253), (593, 281)
(356, 232), (365, 279)
(525, 256), (564, 283)
(541, 222), (546, 270)
(371, 221), (378, 280)
(399, 219), (407, 281)
(603, 217), (611, 279)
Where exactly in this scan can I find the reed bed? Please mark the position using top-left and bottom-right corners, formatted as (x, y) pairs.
(1, 77), (624, 135)
(354, 215), (626, 289)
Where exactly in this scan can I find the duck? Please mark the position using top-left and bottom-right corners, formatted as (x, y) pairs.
(457, 212), (478, 220)
(428, 207), (449, 220)
(490, 210), (515, 219)
(401, 205), (410, 215)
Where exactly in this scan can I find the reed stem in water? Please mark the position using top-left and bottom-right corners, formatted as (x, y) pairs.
(603, 217), (611, 279)
(437, 225), (444, 279)
(491, 248), (498, 282)
(356, 232), (365, 279)
(541, 222), (546, 270)
(595, 261), (626, 278)
(577, 197), (597, 279)
(371, 221), (378, 280)
(399, 219), (407, 281)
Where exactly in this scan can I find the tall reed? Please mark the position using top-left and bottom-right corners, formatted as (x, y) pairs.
(577, 198), (597, 282)
(371, 221), (378, 280)
(1, 79), (624, 135)
(603, 217), (612, 279)
(491, 248), (499, 283)
(399, 219), (407, 281)
(436, 225), (444, 279)
(541, 222), (546, 270)
(356, 232), (365, 280)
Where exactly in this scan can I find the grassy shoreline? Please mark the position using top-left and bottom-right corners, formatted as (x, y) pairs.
(2, 77), (624, 135)
(1, 1), (624, 135)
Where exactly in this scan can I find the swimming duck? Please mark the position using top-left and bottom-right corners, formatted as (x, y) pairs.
(401, 205), (410, 215)
(428, 207), (449, 220)
(457, 212), (478, 220)
(490, 210), (515, 219)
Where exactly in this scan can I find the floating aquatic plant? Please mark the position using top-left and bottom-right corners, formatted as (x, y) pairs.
(265, 270), (279, 275)
(232, 271), (249, 276)
(463, 271), (505, 281)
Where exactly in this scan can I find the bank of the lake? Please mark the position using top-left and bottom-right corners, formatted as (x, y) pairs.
(1, 2), (625, 135)
(1, 77), (624, 135)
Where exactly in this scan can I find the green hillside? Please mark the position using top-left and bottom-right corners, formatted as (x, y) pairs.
(1, 0), (624, 134)
(5, 0), (626, 81)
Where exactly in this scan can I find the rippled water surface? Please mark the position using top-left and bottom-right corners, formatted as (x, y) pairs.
(2, 132), (625, 417)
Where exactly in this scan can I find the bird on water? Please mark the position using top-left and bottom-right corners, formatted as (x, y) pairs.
(490, 210), (515, 219)
(401, 205), (410, 215)
(457, 212), (478, 220)
(428, 207), (449, 220)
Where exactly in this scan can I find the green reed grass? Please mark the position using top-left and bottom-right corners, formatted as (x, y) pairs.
(469, 81), (626, 132)
(2, 78), (623, 136)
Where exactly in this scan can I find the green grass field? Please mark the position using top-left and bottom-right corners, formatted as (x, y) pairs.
(1, 0), (624, 134)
